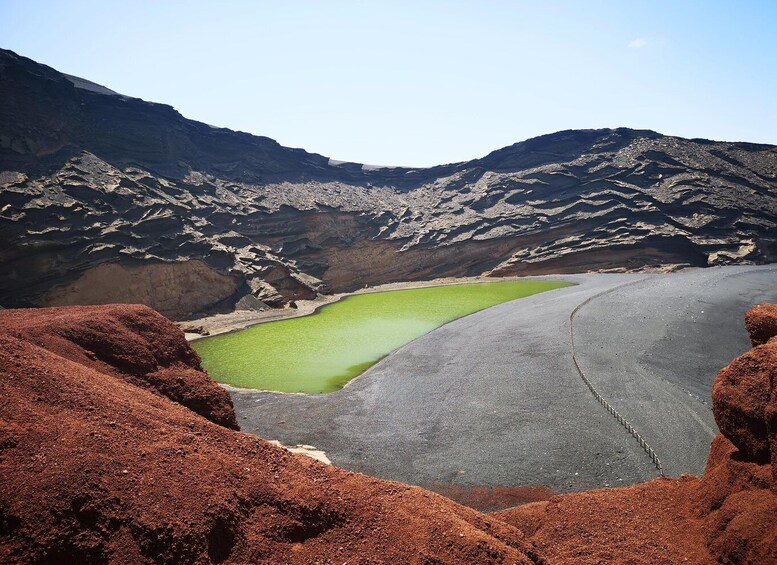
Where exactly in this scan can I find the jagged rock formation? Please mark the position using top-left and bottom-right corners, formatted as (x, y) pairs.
(2, 48), (776, 317)
(2, 303), (777, 563)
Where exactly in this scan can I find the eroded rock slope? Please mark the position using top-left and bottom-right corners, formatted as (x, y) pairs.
(1, 48), (776, 317)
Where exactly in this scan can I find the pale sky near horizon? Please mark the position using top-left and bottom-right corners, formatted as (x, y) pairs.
(1, 1), (776, 167)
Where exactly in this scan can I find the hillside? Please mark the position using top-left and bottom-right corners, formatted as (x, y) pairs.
(1, 48), (776, 317)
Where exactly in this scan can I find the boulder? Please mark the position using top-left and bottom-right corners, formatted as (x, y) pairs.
(745, 304), (777, 347)
(247, 278), (287, 307)
(712, 342), (777, 463)
(234, 294), (268, 311)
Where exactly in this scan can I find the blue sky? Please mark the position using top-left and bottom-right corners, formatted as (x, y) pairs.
(1, 1), (775, 166)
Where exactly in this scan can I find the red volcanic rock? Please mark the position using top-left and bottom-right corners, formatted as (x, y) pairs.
(691, 435), (777, 563)
(702, 483), (777, 564)
(4, 302), (777, 563)
(712, 302), (777, 466)
(688, 436), (777, 564)
(692, 435), (772, 514)
(0, 304), (238, 429)
(0, 306), (539, 563)
(494, 477), (713, 564)
(745, 304), (777, 347)
(712, 343), (776, 462)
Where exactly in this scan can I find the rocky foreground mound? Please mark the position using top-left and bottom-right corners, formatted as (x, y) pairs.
(0, 305), (539, 563)
(2, 48), (776, 317)
(1, 304), (777, 563)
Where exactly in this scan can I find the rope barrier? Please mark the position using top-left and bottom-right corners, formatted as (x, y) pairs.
(569, 281), (664, 476)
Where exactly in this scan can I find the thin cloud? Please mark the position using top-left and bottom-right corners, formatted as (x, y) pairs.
(628, 38), (648, 49)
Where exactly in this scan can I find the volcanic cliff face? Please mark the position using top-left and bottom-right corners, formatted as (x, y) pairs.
(2, 304), (777, 563)
(2, 48), (776, 317)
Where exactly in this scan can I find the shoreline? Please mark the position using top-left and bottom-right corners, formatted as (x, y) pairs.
(182, 273), (579, 342)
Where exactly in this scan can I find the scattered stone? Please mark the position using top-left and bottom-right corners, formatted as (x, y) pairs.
(234, 294), (269, 311)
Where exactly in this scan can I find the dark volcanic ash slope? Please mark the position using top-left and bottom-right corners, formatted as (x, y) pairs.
(2, 48), (776, 317)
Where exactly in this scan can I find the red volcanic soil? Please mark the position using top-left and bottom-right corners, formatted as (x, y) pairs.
(0, 305), (539, 563)
(0, 305), (238, 429)
(2, 302), (777, 563)
(424, 483), (554, 513)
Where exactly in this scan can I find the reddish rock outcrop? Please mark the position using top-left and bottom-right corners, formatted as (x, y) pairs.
(713, 303), (777, 467)
(495, 476), (713, 564)
(712, 342), (776, 463)
(0, 304), (238, 429)
(0, 305), (539, 563)
(745, 303), (777, 347)
(692, 436), (777, 564)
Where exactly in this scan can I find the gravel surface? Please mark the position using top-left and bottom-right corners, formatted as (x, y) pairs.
(230, 265), (777, 493)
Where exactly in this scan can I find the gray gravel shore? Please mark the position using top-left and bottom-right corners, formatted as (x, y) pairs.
(230, 265), (777, 494)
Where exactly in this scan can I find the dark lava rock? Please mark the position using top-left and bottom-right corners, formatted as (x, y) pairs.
(1, 48), (776, 317)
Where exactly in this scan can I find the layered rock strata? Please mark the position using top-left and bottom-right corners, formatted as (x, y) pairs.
(2, 48), (776, 317)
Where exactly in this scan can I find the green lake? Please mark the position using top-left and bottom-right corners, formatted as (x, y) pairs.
(193, 280), (572, 394)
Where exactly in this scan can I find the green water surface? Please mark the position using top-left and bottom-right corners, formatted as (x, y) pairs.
(193, 280), (571, 394)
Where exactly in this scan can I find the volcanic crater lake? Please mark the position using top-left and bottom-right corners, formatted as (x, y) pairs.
(193, 280), (572, 394)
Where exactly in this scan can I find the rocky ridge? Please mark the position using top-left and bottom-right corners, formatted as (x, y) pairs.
(1, 48), (776, 317)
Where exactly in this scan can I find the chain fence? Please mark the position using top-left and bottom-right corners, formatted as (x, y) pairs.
(568, 281), (664, 476)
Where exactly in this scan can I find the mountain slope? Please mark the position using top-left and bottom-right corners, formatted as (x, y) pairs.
(1, 48), (776, 317)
